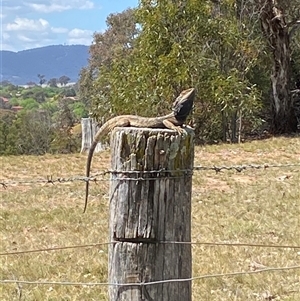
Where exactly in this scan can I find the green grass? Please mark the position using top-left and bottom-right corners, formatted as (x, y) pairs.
(1, 136), (300, 300)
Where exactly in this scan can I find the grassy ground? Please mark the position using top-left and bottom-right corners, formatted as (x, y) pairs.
(0, 136), (299, 300)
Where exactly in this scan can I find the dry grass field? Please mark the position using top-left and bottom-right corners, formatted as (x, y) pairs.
(1, 136), (299, 300)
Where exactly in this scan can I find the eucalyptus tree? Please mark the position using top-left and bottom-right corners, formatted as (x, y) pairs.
(130, 0), (262, 141)
(78, 8), (139, 116)
(80, 1), (267, 141)
(258, 0), (300, 132)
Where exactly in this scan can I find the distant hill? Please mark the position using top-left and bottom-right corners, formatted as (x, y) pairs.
(1, 45), (89, 85)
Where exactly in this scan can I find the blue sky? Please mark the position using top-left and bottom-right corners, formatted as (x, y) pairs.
(1, 0), (139, 52)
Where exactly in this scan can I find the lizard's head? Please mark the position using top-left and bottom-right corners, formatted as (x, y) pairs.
(172, 88), (195, 122)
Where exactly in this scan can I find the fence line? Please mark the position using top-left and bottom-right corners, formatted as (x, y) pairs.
(1, 240), (299, 256)
(1, 265), (299, 287)
(1, 162), (299, 295)
(1, 162), (299, 187)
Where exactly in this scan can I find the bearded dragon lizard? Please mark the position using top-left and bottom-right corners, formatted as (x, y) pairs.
(83, 87), (195, 212)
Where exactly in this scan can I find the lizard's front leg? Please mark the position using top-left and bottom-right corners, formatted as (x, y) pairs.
(163, 119), (185, 134)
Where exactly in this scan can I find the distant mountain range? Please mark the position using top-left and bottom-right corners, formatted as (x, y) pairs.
(1, 45), (89, 85)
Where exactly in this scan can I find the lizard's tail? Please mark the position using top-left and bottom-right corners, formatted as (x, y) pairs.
(83, 183), (89, 213)
(83, 117), (122, 213)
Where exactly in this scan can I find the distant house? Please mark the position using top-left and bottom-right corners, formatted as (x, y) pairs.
(63, 96), (78, 101)
(0, 96), (11, 109)
(11, 106), (23, 112)
(0, 96), (9, 103)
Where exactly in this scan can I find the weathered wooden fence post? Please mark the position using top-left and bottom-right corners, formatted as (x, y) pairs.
(80, 118), (105, 153)
(108, 127), (194, 301)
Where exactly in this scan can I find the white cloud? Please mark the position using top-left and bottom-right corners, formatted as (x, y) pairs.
(68, 28), (92, 38)
(1, 0), (99, 51)
(2, 33), (10, 40)
(1, 17), (93, 51)
(51, 27), (68, 34)
(17, 35), (36, 43)
(6, 18), (50, 32)
(2, 17), (58, 50)
(0, 43), (15, 51)
(26, 0), (95, 13)
(2, 5), (22, 11)
(27, 3), (71, 13)
(67, 28), (93, 45)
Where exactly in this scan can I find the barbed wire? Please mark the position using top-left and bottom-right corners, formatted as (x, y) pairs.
(1, 265), (299, 287)
(193, 162), (300, 172)
(1, 162), (299, 187)
(1, 240), (299, 256)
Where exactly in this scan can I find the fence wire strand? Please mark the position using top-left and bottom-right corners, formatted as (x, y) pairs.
(193, 162), (300, 172)
(1, 265), (299, 287)
(1, 240), (299, 256)
(0, 242), (112, 256)
(1, 162), (299, 187)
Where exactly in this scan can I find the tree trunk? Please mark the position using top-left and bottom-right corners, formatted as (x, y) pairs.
(260, 0), (297, 133)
